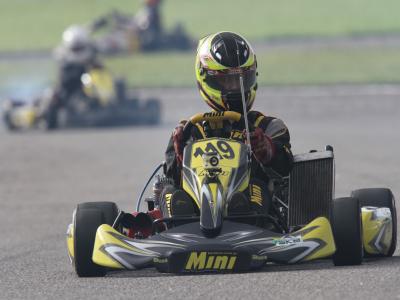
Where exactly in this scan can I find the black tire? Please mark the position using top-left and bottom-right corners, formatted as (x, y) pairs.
(78, 202), (119, 225)
(44, 106), (58, 130)
(331, 197), (363, 266)
(114, 78), (127, 102)
(143, 99), (161, 125)
(351, 188), (397, 257)
(74, 202), (119, 277)
(3, 112), (17, 131)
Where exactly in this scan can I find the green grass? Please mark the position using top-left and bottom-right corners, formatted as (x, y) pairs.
(104, 47), (400, 87)
(262, 48), (400, 85)
(1, 0), (141, 51)
(168, 0), (400, 40)
(1, 47), (400, 96)
(2, 0), (400, 51)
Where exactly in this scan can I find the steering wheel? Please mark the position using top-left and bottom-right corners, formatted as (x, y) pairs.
(182, 111), (244, 143)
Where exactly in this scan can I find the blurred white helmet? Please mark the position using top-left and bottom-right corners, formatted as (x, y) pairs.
(55, 25), (95, 64)
(62, 25), (90, 48)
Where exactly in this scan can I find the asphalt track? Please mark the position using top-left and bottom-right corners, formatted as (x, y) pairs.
(0, 85), (399, 300)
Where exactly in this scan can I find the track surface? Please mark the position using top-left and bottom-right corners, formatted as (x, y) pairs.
(1, 85), (399, 299)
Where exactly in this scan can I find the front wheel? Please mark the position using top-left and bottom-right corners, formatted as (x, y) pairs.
(74, 202), (119, 277)
(331, 197), (363, 266)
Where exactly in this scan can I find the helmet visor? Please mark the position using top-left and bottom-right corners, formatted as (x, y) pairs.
(71, 45), (85, 53)
(205, 66), (256, 92)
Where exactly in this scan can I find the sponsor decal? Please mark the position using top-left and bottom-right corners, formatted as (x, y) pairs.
(165, 194), (172, 215)
(251, 254), (267, 261)
(203, 111), (225, 118)
(231, 130), (244, 141)
(198, 169), (228, 177)
(153, 257), (168, 264)
(372, 207), (391, 219)
(226, 67), (244, 75)
(250, 184), (262, 206)
(273, 235), (303, 246)
(185, 251), (237, 271)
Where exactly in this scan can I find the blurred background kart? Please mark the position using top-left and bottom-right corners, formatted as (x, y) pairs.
(2, 67), (161, 130)
(89, 9), (193, 55)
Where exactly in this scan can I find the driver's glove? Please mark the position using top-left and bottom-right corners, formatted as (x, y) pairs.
(249, 127), (275, 165)
(172, 124), (184, 165)
(121, 212), (153, 239)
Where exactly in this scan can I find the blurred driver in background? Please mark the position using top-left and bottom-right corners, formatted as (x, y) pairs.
(44, 25), (102, 128)
(135, 0), (163, 50)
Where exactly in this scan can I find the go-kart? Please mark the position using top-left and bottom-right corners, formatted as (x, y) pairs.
(2, 67), (161, 130)
(89, 10), (193, 55)
(66, 111), (397, 276)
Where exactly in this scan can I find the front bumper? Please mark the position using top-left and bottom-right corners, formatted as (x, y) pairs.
(91, 217), (336, 273)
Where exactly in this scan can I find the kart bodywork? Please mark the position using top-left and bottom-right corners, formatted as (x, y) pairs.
(66, 111), (396, 275)
(90, 218), (335, 272)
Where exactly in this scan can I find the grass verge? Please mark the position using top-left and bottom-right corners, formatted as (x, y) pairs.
(105, 47), (400, 87)
(2, 0), (400, 51)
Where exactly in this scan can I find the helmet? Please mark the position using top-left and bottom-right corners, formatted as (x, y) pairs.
(56, 25), (95, 64)
(145, 0), (161, 7)
(62, 25), (91, 53)
(195, 32), (257, 113)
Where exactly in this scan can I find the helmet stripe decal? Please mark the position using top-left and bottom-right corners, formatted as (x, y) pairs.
(197, 81), (226, 111)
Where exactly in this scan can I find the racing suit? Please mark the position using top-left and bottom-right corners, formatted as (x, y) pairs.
(54, 55), (102, 108)
(164, 110), (293, 215)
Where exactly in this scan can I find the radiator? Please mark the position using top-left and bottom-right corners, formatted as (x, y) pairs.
(288, 150), (335, 227)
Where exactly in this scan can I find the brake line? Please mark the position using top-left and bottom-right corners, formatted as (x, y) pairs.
(135, 163), (164, 212)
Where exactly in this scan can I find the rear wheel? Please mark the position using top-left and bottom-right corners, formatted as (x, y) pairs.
(143, 99), (161, 125)
(3, 112), (17, 131)
(331, 197), (363, 266)
(351, 188), (397, 257)
(74, 202), (119, 277)
(43, 106), (58, 130)
(114, 78), (127, 102)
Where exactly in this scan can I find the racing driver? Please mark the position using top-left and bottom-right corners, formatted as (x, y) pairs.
(163, 31), (294, 218)
(43, 25), (102, 129)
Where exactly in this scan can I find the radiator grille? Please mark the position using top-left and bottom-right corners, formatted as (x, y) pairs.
(288, 152), (334, 227)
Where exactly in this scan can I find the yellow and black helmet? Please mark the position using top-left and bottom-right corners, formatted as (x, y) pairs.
(195, 31), (257, 113)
